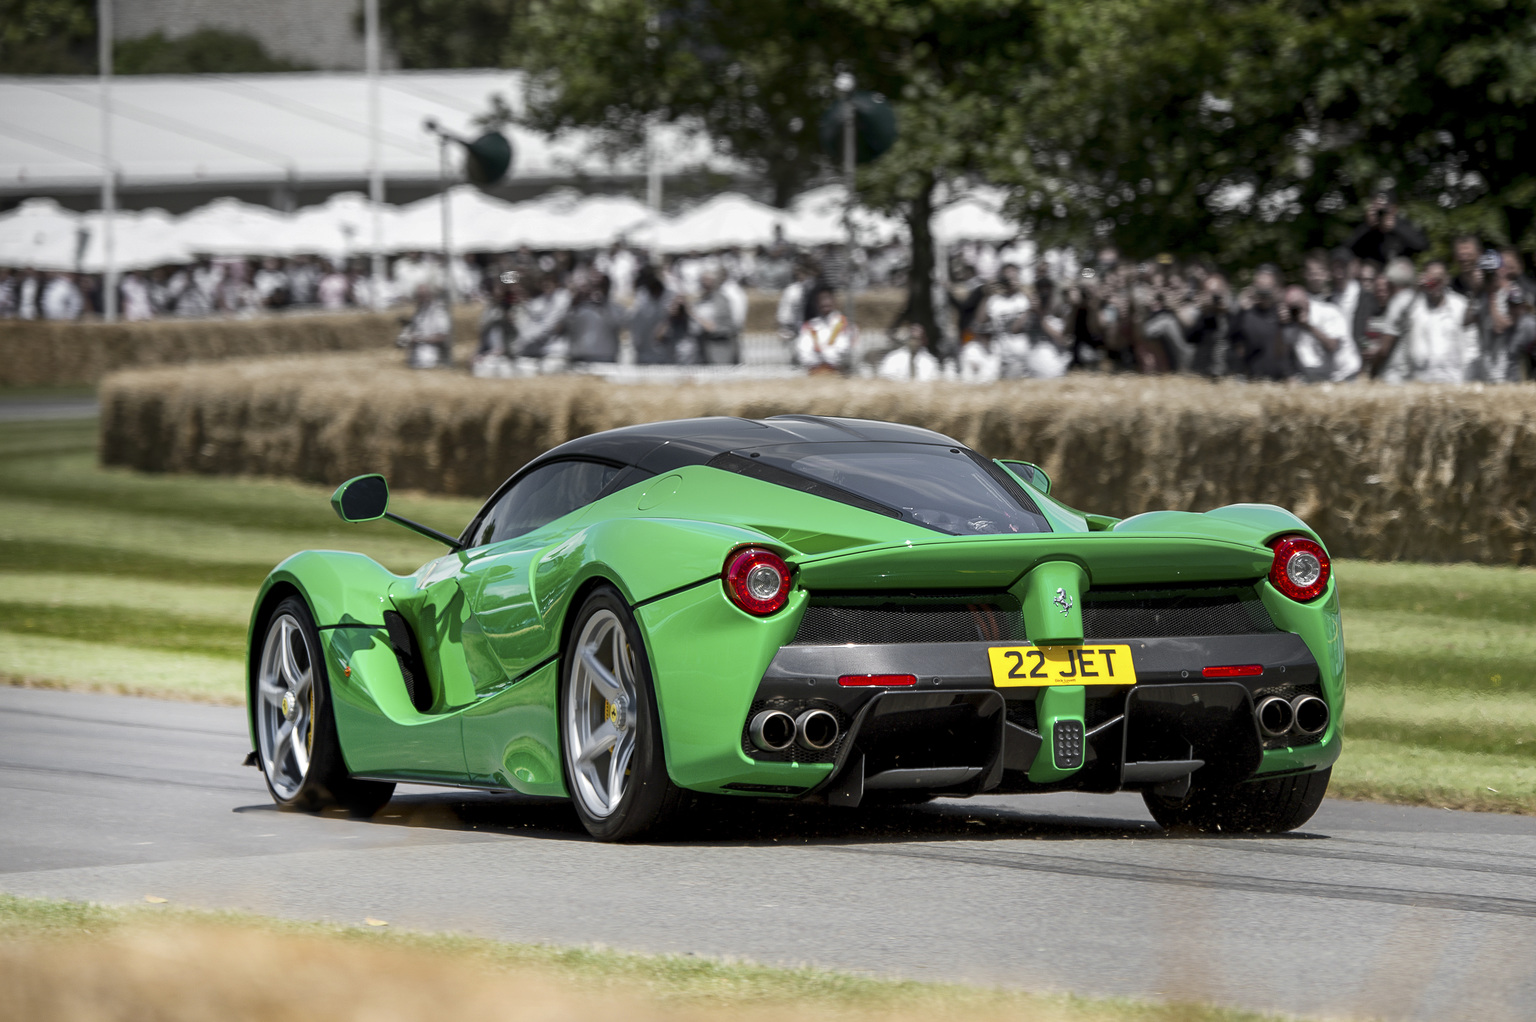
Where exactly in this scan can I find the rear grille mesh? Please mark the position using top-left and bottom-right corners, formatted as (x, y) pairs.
(791, 584), (1276, 644)
(1082, 586), (1278, 638)
(791, 602), (1025, 645)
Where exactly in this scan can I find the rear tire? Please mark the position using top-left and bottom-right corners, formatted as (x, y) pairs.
(1143, 768), (1330, 834)
(254, 596), (395, 816)
(559, 586), (685, 841)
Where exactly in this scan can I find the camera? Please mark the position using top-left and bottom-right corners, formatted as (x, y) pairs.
(1478, 250), (1503, 273)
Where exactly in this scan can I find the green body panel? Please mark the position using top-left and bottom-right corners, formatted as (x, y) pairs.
(1028, 685), (1086, 782)
(1252, 575), (1345, 777)
(247, 455), (1345, 797)
(1018, 560), (1088, 645)
(462, 660), (565, 795)
(636, 580), (832, 792)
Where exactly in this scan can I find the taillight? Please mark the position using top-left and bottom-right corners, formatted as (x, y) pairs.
(723, 547), (791, 615)
(1268, 535), (1330, 602)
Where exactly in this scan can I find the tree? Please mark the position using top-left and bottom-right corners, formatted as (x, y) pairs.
(510, 1), (1039, 341)
(1006, 0), (1536, 267)
(0, 0), (95, 73)
(115, 29), (309, 74)
(379, 0), (526, 69)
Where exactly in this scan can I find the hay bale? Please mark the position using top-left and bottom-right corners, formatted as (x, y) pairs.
(99, 353), (1536, 564)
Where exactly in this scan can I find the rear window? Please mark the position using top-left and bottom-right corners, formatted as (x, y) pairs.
(711, 443), (1051, 536)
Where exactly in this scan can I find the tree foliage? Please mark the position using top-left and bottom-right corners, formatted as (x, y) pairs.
(1010, 0), (1536, 265)
(379, 0), (526, 69)
(0, 0), (95, 73)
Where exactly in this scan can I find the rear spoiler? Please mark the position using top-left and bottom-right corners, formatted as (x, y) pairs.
(794, 531), (1273, 592)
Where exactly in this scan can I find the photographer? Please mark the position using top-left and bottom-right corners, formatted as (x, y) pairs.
(1184, 273), (1232, 377)
(1227, 266), (1292, 380)
(1348, 188), (1427, 266)
(1283, 284), (1358, 382)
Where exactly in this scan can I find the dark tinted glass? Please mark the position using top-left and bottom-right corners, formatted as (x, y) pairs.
(735, 443), (1051, 536)
(475, 460), (619, 546)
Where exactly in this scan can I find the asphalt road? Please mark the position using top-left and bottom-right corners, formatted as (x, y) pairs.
(3, 685), (1534, 1022)
(0, 396), (98, 422)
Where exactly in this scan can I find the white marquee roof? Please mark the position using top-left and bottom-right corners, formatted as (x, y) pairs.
(0, 70), (732, 195)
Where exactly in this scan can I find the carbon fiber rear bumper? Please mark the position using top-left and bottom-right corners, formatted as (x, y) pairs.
(739, 633), (1325, 805)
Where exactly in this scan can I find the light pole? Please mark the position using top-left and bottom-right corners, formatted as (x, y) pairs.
(364, 0), (386, 310)
(835, 71), (857, 331)
(423, 118), (456, 310)
(98, 0), (117, 322)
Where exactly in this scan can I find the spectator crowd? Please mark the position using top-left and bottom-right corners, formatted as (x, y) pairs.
(4, 188), (1531, 385)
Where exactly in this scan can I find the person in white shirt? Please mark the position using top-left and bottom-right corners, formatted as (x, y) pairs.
(1284, 285), (1360, 382)
(877, 323), (942, 381)
(1401, 262), (1476, 382)
(794, 287), (857, 373)
(776, 261), (817, 341)
(959, 333), (1001, 383)
(399, 284), (452, 368)
(980, 265), (1032, 378)
(41, 273), (83, 320)
(120, 272), (154, 321)
(317, 264), (352, 310)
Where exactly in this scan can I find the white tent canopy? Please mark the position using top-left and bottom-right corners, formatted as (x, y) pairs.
(647, 192), (785, 253)
(0, 199), (82, 271)
(2, 185), (1030, 267)
(931, 187), (1021, 244)
(783, 184), (908, 247)
(0, 71), (739, 196)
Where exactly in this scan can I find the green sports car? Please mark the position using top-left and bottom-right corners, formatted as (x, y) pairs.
(246, 414), (1343, 840)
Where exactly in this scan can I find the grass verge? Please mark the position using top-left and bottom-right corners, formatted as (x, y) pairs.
(0, 418), (1533, 810)
(0, 893), (1293, 1022)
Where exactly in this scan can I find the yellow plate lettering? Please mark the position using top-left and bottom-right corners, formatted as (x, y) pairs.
(988, 645), (1138, 687)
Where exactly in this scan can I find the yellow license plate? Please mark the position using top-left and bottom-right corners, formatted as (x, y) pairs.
(988, 645), (1138, 687)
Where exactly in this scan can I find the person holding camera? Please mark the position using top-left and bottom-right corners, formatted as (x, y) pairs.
(1348, 188), (1428, 267)
(1228, 266), (1293, 380)
(1283, 284), (1359, 382)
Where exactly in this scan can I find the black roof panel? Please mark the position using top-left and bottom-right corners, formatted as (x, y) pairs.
(537, 414), (963, 472)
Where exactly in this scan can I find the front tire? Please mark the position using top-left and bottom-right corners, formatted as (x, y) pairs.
(559, 587), (684, 841)
(1143, 768), (1331, 834)
(254, 596), (394, 816)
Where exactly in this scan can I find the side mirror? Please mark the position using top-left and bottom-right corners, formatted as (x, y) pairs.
(331, 474), (390, 522)
(998, 460), (1051, 495)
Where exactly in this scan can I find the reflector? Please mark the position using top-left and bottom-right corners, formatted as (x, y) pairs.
(838, 674), (917, 687)
(1202, 664), (1263, 678)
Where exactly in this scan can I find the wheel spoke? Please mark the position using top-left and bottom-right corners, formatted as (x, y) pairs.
(258, 675), (285, 705)
(279, 620), (306, 689)
(291, 723), (311, 776)
(608, 729), (635, 805)
(578, 722), (618, 766)
(579, 647), (624, 703)
(274, 717), (295, 766)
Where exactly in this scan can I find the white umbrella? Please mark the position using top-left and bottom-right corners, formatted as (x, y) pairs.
(651, 192), (785, 252)
(0, 198), (83, 271)
(783, 184), (907, 247)
(284, 191), (388, 260)
(391, 185), (523, 253)
(78, 208), (191, 272)
(173, 197), (294, 257)
(932, 191), (1020, 245)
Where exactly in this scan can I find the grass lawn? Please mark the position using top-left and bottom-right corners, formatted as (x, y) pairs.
(0, 893), (1293, 1022)
(1, 417), (1533, 812)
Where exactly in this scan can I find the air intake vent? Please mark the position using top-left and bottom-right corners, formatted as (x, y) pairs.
(1082, 585), (1278, 638)
(791, 598), (1025, 645)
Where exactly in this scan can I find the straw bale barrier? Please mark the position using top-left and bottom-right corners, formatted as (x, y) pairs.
(0, 309), (486, 388)
(100, 352), (1536, 564)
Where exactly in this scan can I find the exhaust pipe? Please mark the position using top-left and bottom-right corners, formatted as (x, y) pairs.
(1256, 696), (1295, 738)
(1292, 695), (1330, 736)
(748, 709), (797, 752)
(795, 708), (840, 751)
